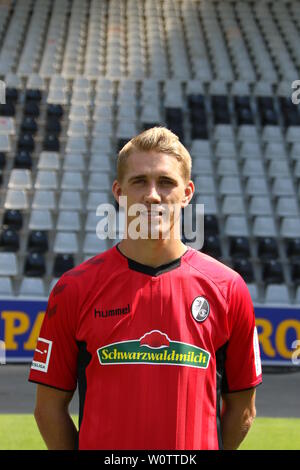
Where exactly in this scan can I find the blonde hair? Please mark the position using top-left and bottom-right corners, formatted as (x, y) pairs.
(117, 127), (192, 183)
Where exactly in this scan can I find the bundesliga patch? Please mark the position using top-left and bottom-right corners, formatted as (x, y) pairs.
(97, 330), (210, 369)
(31, 337), (53, 373)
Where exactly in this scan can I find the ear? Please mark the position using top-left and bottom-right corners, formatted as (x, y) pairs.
(112, 180), (123, 204)
(181, 180), (195, 208)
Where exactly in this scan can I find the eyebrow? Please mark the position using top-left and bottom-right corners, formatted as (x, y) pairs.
(127, 174), (177, 183)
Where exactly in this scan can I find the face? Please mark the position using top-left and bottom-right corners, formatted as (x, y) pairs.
(112, 151), (194, 240)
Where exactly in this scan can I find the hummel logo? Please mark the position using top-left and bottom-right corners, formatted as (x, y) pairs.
(94, 304), (131, 318)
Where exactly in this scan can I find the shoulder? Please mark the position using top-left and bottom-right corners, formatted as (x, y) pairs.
(183, 247), (243, 302)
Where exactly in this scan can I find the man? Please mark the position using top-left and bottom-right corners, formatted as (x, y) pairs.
(29, 127), (262, 450)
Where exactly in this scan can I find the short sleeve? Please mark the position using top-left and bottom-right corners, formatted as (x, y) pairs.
(28, 276), (79, 391)
(223, 274), (262, 393)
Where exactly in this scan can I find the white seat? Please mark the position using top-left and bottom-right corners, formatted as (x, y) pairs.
(264, 142), (287, 160)
(249, 196), (273, 216)
(222, 196), (245, 215)
(239, 141), (262, 159)
(0, 134), (11, 152)
(32, 190), (56, 210)
(194, 176), (215, 195)
(85, 211), (104, 232)
(268, 161), (290, 177)
(262, 126), (283, 142)
(29, 210), (53, 230)
(4, 190), (28, 210)
(61, 172), (84, 190)
(247, 283), (259, 304)
(86, 191), (112, 210)
(217, 159), (239, 176)
(69, 105), (89, 121)
(83, 233), (109, 255)
(19, 278), (45, 298)
(237, 125), (259, 142)
(194, 194), (217, 215)
(56, 211), (80, 231)
(67, 120), (88, 136)
(224, 216), (249, 237)
(246, 177), (268, 196)
(63, 153), (85, 171)
(34, 171), (58, 190)
(192, 159), (213, 175)
(54, 232), (78, 254)
(286, 126), (300, 143)
(47, 88), (68, 105)
(58, 191), (82, 210)
(214, 125), (234, 142)
(295, 286), (300, 304)
(215, 141), (236, 158)
(91, 137), (112, 153)
(38, 152), (59, 170)
(264, 284), (290, 304)
(0, 277), (13, 296)
(290, 143), (300, 161)
(219, 177), (242, 195)
(92, 120), (113, 136)
(66, 136), (87, 153)
(280, 217), (300, 238)
(88, 173), (112, 191)
(190, 140), (211, 158)
(242, 159), (264, 176)
(89, 154), (112, 171)
(0, 117), (15, 135)
(253, 216), (277, 237)
(276, 197), (299, 217)
(0, 253), (18, 276)
(272, 177), (294, 197)
(8, 170), (32, 189)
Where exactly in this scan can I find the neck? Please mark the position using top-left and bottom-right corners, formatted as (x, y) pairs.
(117, 238), (188, 267)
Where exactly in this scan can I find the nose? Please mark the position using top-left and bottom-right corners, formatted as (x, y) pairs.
(143, 182), (161, 204)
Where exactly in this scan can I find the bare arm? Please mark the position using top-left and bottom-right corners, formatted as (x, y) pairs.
(34, 384), (78, 450)
(221, 388), (257, 450)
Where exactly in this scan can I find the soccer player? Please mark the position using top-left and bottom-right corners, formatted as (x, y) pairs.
(29, 127), (262, 450)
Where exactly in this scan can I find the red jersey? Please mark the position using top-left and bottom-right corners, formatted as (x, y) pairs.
(29, 244), (262, 450)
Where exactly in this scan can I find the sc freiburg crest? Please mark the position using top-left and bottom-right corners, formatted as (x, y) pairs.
(191, 296), (210, 323)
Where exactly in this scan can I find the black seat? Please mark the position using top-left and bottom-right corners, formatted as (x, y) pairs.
(257, 97), (274, 110)
(229, 236), (250, 259)
(201, 234), (222, 259)
(0, 102), (15, 116)
(236, 107), (254, 125)
(45, 117), (62, 135)
(21, 116), (38, 134)
(190, 107), (206, 123)
(213, 107), (230, 124)
(3, 209), (23, 230)
(24, 101), (40, 117)
(262, 260), (284, 284)
(188, 94), (205, 108)
(261, 108), (278, 126)
(25, 89), (42, 102)
(14, 150), (32, 169)
(0, 152), (6, 169)
(191, 123), (208, 140)
(285, 238), (300, 261)
(5, 87), (18, 103)
(291, 261), (300, 285)
(232, 258), (254, 283)
(212, 95), (228, 109)
(18, 133), (35, 151)
(204, 214), (219, 235)
(283, 112), (300, 127)
(234, 96), (251, 109)
(27, 231), (48, 253)
(53, 254), (74, 277)
(142, 122), (160, 131)
(43, 134), (60, 151)
(24, 252), (46, 277)
(47, 104), (64, 118)
(0, 228), (20, 252)
(257, 237), (279, 260)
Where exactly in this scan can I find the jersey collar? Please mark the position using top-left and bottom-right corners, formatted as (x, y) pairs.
(115, 243), (190, 277)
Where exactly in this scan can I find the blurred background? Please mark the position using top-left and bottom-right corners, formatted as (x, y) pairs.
(0, 0), (299, 449)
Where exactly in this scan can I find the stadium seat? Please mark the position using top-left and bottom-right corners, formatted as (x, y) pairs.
(262, 260), (284, 285)
(257, 237), (279, 261)
(3, 210), (23, 230)
(24, 252), (46, 277)
(264, 284), (290, 304)
(0, 228), (19, 252)
(29, 210), (53, 231)
(19, 277), (45, 297)
(27, 231), (48, 253)
(53, 254), (75, 277)
(201, 234), (222, 260)
(14, 151), (32, 170)
(285, 238), (300, 261)
(229, 236), (250, 259)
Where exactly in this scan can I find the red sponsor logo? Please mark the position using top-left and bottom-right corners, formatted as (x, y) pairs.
(31, 338), (52, 372)
(140, 331), (170, 349)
